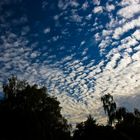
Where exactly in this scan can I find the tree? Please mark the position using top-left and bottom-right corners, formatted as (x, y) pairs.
(73, 114), (129, 140)
(114, 107), (126, 124)
(0, 76), (71, 140)
(73, 115), (98, 140)
(101, 93), (116, 125)
(115, 109), (140, 140)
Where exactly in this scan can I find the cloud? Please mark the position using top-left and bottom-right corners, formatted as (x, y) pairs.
(132, 30), (140, 40)
(80, 41), (86, 46)
(21, 26), (30, 35)
(93, 6), (103, 14)
(58, 0), (69, 10)
(119, 0), (140, 6)
(70, 14), (83, 23)
(93, 0), (100, 6)
(1, 0), (140, 125)
(44, 27), (51, 34)
(106, 4), (115, 12)
(69, 0), (79, 8)
(117, 4), (140, 19)
(113, 17), (140, 39)
(82, 2), (89, 10)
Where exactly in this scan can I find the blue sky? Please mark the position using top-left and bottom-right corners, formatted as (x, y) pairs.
(1, 0), (140, 124)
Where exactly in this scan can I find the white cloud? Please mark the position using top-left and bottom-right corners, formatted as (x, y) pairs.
(44, 27), (51, 34)
(132, 30), (140, 40)
(92, 0), (100, 6)
(53, 15), (60, 20)
(106, 4), (115, 12)
(93, 6), (103, 14)
(70, 0), (79, 8)
(102, 29), (112, 36)
(58, 0), (69, 10)
(94, 33), (101, 41)
(113, 17), (140, 39)
(117, 5), (140, 19)
(52, 35), (60, 42)
(82, 2), (89, 10)
(85, 14), (92, 20)
(71, 14), (83, 23)
(80, 40), (86, 46)
(119, 0), (140, 6)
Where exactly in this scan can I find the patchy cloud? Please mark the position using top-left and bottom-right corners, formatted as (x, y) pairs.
(1, 0), (140, 125)
(93, 6), (103, 14)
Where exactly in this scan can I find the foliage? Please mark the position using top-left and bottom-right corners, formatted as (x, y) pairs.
(73, 115), (98, 140)
(101, 93), (116, 125)
(115, 109), (140, 140)
(0, 76), (71, 140)
(73, 115), (129, 140)
(73, 93), (140, 140)
(100, 93), (140, 140)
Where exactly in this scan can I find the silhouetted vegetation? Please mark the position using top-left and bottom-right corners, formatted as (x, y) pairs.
(73, 114), (130, 140)
(0, 76), (140, 140)
(0, 76), (71, 140)
(101, 93), (117, 126)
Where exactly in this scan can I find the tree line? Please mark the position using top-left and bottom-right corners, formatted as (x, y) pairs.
(0, 76), (140, 140)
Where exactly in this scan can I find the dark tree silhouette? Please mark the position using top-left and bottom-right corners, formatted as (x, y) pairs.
(0, 76), (71, 140)
(73, 114), (129, 140)
(114, 107), (127, 124)
(101, 93), (116, 125)
(115, 109), (140, 140)
(73, 115), (98, 140)
(73, 94), (140, 140)
(134, 108), (140, 118)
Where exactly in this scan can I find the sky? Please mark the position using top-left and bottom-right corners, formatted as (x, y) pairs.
(1, 0), (140, 124)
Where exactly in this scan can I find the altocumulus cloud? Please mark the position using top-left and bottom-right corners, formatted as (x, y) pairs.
(1, 0), (140, 125)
